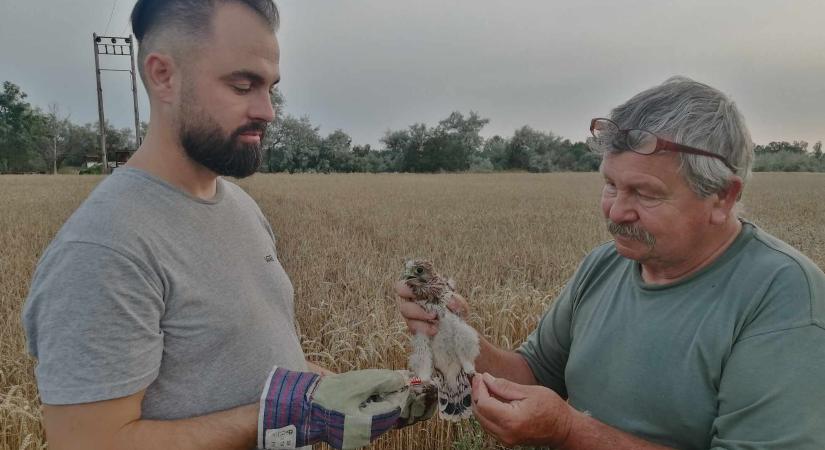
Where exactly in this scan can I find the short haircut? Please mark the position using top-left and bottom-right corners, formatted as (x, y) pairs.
(606, 76), (754, 199)
(130, 0), (279, 83)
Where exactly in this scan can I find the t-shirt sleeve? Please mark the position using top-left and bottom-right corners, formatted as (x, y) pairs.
(710, 259), (825, 449)
(515, 279), (576, 397)
(709, 325), (825, 449)
(22, 241), (165, 405)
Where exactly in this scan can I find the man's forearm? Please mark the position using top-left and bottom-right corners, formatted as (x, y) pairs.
(117, 403), (258, 450)
(306, 360), (335, 375)
(475, 334), (538, 385)
(560, 409), (676, 450)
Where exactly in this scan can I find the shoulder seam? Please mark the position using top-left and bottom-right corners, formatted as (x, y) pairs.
(750, 232), (816, 323)
(738, 322), (823, 342)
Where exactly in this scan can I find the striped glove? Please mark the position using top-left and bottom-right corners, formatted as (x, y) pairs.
(258, 367), (437, 450)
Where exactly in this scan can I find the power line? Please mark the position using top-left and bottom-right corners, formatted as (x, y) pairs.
(120, 19), (131, 36)
(103, 0), (120, 35)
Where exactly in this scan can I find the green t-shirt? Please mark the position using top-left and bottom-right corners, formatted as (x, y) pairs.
(517, 221), (825, 449)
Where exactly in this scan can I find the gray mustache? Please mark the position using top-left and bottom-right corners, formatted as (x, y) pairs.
(606, 220), (656, 247)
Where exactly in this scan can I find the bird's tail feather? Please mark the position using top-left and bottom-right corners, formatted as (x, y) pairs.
(436, 369), (473, 421)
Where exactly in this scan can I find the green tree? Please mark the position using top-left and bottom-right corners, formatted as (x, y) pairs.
(266, 115), (321, 173)
(33, 104), (73, 173)
(62, 122), (100, 167)
(0, 81), (39, 172)
(556, 140), (601, 171)
(506, 126), (564, 171)
(261, 89), (286, 172)
(429, 111), (489, 171)
(319, 129), (352, 173)
(381, 111), (489, 172)
(381, 123), (428, 172)
(481, 135), (509, 170)
(755, 141), (808, 154)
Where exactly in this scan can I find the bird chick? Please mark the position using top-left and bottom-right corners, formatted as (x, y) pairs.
(402, 259), (479, 421)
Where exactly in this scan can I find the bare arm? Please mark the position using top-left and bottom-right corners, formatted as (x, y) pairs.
(306, 360), (335, 375)
(474, 334), (537, 385)
(43, 390), (257, 450)
(394, 281), (537, 385)
(561, 410), (675, 450)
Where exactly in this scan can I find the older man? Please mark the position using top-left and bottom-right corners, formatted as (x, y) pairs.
(398, 77), (825, 449)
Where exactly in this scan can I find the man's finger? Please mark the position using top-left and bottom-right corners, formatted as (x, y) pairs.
(394, 280), (415, 299)
(397, 299), (437, 321)
(473, 375), (515, 415)
(446, 293), (469, 317)
(406, 320), (438, 337)
(471, 370), (486, 403)
(472, 400), (508, 443)
(482, 373), (528, 402)
(472, 377), (511, 440)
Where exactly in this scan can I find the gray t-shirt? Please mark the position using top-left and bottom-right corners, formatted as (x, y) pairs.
(23, 167), (307, 420)
(518, 221), (825, 449)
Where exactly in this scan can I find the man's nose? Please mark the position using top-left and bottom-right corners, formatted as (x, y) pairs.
(249, 91), (276, 123)
(608, 192), (639, 224)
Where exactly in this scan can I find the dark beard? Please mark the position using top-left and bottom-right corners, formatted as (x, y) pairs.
(180, 116), (267, 179)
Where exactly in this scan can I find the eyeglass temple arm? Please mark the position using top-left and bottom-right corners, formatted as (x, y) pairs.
(658, 140), (736, 172)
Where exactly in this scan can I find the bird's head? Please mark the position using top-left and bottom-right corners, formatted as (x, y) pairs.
(403, 259), (435, 285)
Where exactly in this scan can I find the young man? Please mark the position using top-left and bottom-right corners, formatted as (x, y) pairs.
(24, 1), (430, 449)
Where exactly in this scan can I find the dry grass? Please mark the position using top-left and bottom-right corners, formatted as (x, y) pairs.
(1, 172), (823, 450)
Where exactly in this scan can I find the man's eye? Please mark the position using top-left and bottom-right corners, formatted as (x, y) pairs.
(636, 191), (663, 206)
(636, 191), (659, 201)
(232, 85), (252, 94)
(603, 183), (617, 194)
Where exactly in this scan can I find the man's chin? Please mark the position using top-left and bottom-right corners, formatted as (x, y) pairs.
(194, 146), (262, 178)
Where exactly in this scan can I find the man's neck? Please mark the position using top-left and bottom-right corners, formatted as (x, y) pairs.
(640, 219), (742, 285)
(125, 124), (219, 201)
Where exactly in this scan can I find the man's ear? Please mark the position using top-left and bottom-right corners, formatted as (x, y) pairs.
(144, 52), (178, 104)
(710, 176), (743, 225)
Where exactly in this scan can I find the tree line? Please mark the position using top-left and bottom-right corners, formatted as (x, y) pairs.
(1, 81), (144, 174)
(2, 81), (823, 174)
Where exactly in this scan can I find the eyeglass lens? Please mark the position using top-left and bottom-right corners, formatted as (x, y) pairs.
(593, 120), (657, 155)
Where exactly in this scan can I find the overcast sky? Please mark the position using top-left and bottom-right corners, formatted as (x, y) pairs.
(2, 1), (823, 148)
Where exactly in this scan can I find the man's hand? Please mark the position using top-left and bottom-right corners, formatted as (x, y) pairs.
(259, 367), (437, 449)
(394, 280), (469, 337)
(472, 372), (573, 448)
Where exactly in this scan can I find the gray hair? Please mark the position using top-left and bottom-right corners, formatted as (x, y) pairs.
(606, 76), (753, 199)
(130, 0), (280, 84)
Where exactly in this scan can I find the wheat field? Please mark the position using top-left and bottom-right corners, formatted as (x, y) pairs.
(1, 172), (824, 450)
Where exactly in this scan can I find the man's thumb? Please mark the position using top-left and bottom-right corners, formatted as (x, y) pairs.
(481, 373), (527, 402)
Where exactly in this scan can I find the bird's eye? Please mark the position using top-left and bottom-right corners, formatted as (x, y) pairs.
(415, 267), (423, 274)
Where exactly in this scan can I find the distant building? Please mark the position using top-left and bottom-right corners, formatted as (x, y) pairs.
(84, 150), (133, 169)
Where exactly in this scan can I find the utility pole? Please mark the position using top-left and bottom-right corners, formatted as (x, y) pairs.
(92, 32), (107, 174)
(129, 36), (141, 147)
(53, 135), (57, 175)
(92, 33), (142, 174)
